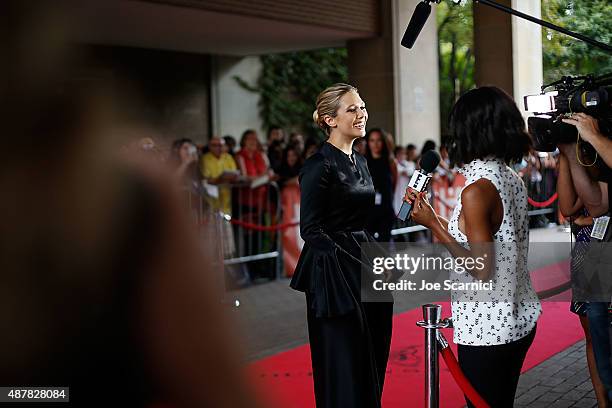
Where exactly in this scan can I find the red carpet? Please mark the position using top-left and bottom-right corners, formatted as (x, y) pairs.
(247, 260), (584, 407)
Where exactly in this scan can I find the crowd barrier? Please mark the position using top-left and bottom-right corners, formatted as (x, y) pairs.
(181, 186), (229, 297)
(184, 180), (287, 286)
(185, 160), (561, 285)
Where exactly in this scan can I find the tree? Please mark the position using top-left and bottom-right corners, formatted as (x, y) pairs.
(436, 0), (475, 135)
(542, 0), (611, 84)
(235, 48), (348, 140)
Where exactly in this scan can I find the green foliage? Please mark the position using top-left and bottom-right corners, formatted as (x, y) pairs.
(235, 48), (348, 140)
(542, 0), (612, 83)
(436, 0), (475, 135)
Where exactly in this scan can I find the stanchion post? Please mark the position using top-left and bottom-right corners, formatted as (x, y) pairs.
(422, 304), (441, 408)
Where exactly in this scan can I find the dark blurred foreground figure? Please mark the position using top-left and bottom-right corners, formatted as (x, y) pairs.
(0, 3), (259, 407)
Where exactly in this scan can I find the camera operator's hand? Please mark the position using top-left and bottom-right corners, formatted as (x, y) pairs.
(562, 112), (612, 169)
(562, 113), (602, 145)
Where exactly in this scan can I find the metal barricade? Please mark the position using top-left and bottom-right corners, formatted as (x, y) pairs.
(188, 179), (283, 287)
(226, 180), (282, 282)
(181, 184), (229, 295)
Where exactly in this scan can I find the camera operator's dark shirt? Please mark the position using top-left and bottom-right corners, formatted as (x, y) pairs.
(608, 173), (612, 208)
(597, 165), (612, 209)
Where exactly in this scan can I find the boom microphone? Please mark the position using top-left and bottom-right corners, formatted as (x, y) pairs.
(397, 150), (440, 221)
(401, 1), (432, 49)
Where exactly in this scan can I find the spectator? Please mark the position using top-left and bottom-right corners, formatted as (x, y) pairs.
(406, 143), (418, 163)
(223, 135), (237, 156)
(236, 130), (275, 280)
(393, 145), (416, 214)
(201, 136), (245, 286)
(385, 131), (396, 159)
(436, 144), (453, 180)
(170, 138), (201, 189)
(268, 125), (285, 145)
(288, 132), (305, 156)
(201, 136), (238, 214)
(236, 130), (272, 190)
(303, 136), (320, 160)
(420, 139), (437, 157)
(365, 128), (397, 242)
(200, 142), (209, 155)
(267, 126), (285, 173)
(278, 146), (303, 189)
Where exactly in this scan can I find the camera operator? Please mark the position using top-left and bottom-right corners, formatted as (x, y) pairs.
(559, 112), (612, 404)
(558, 114), (609, 218)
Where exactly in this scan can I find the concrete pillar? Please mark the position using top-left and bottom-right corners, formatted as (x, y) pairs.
(473, 0), (543, 115)
(347, 1), (395, 137)
(211, 56), (265, 143)
(391, 0), (440, 149)
(473, 0), (514, 95)
(511, 0), (543, 118)
(348, 0), (440, 149)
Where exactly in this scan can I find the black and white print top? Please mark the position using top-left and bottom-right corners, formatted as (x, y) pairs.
(448, 157), (542, 346)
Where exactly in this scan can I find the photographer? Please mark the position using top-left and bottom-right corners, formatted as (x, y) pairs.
(560, 112), (612, 403)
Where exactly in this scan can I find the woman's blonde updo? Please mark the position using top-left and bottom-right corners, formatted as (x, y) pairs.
(313, 83), (359, 135)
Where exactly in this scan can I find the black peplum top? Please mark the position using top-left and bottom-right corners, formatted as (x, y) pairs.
(290, 141), (382, 318)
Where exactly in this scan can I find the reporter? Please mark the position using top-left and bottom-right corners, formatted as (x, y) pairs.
(407, 86), (541, 408)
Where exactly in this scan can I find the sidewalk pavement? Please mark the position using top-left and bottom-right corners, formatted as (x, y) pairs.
(515, 340), (597, 408)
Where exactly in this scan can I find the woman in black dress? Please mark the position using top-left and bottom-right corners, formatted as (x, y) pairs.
(290, 84), (393, 408)
(365, 128), (397, 242)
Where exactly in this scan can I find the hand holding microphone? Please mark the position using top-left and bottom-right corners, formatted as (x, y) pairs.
(405, 191), (438, 228)
(397, 150), (440, 221)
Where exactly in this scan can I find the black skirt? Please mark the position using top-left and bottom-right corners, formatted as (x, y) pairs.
(306, 294), (393, 408)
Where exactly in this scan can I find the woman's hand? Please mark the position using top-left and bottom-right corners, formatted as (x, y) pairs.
(405, 190), (438, 228)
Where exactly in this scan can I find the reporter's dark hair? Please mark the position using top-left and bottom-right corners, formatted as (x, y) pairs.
(447, 86), (531, 166)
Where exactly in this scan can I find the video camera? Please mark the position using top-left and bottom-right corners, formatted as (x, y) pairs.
(524, 73), (612, 152)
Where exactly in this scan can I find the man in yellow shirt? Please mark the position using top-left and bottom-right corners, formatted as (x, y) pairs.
(201, 137), (238, 214)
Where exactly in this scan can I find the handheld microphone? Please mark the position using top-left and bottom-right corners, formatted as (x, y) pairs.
(397, 150), (440, 221)
(401, 1), (432, 49)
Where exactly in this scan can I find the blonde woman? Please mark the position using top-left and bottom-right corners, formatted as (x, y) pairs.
(290, 84), (393, 408)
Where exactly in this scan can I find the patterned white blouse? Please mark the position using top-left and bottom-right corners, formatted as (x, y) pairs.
(447, 157), (542, 346)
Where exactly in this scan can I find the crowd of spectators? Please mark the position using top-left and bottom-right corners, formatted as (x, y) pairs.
(125, 126), (560, 285)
